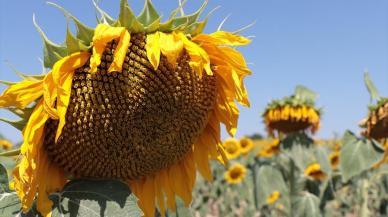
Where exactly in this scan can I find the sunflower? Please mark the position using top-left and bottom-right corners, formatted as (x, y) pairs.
(329, 151), (339, 169)
(239, 137), (254, 155)
(360, 99), (388, 140)
(257, 138), (280, 158)
(0, 138), (13, 151)
(224, 163), (247, 184)
(263, 86), (321, 136)
(222, 138), (241, 160)
(266, 191), (280, 204)
(304, 163), (326, 181)
(0, 1), (252, 216)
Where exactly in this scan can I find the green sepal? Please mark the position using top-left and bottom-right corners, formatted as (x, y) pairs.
(47, 2), (95, 45)
(0, 149), (21, 157)
(364, 71), (381, 103)
(0, 118), (26, 131)
(8, 106), (35, 120)
(0, 80), (17, 86)
(93, 0), (116, 25)
(137, 0), (160, 28)
(33, 15), (67, 69)
(5, 61), (45, 81)
(118, 0), (144, 32)
(66, 23), (91, 54)
(184, 5), (217, 36)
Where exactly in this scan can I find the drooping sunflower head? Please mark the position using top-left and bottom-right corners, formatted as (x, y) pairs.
(304, 163), (326, 181)
(263, 85), (321, 136)
(222, 138), (241, 160)
(239, 137), (254, 154)
(0, 1), (252, 216)
(360, 72), (388, 141)
(360, 98), (388, 140)
(224, 163), (247, 184)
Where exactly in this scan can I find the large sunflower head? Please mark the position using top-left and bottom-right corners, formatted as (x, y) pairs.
(262, 85), (321, 136)
(0, 1), (252, 216)
(224, 163), (247, 185)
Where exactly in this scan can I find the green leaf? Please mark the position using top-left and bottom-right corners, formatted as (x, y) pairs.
(0, 192), (22, 216)
(26, 179), (143, 217)
(314, 147), (331, 175)
(4, 61), (45, 81)
(170, 197), (193, 217)
(137, 0), (160, 28)
(293, 192), (322, 217)
(33, 14), (67, 69)
(47, 2), (94, 44)
(364, 71), (381, 102)
(294, 85), (318, 103)
(118, 0), (144, 32)
(340, 131), (384, 182)
(256, 165), (288, 208)
(0, 164), (9, 193)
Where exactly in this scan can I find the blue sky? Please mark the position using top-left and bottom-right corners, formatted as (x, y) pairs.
(0, 0), (387, 142)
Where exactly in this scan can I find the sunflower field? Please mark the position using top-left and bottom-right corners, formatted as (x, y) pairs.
(0, 0), (387, 217)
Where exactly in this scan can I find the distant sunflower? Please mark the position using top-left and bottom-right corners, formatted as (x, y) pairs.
(224, 163), (247, 184)
(257, 138), (280, 158)
(304, 163), (326, 181)
(0, 1), (252, 216)
(223, 138), (241, 160)
(266, 191), (280, 204)
(329, 151), (339, 169)
(0, 138), (13, 151)
(263, 86), (321, 136)
(239, 137), (254, 155)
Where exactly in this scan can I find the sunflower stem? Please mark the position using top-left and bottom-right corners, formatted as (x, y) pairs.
(251, 158), (260, 210)
(289, 159), (296, 217)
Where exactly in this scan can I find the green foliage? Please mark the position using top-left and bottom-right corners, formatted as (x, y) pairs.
(339, 131), (384, 182)
(364, 71), (380, 102)
(293, 192), (321, 217)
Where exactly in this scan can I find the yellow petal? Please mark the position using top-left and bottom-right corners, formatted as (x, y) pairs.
(169, 162), (192, 206)
(146, 32), (161, 70)
(89, 24), (130, 73)
(177, 32), (212, 76)
(129, 178), (156, 217)
(193, 140), (212, 181)
(159, 32), (184, 67)
(0, 79), (43, 109)
(194, 31), (251, 46)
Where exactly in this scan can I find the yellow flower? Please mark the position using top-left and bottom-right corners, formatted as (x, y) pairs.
(224, 163), (247, 184)
(0, 139), (13, 150)
(361, 99), (388, 140)
(0, 1), (252, 217)
(266, 191), (281, 204)
(257, 139), (280, 158)
(264, 105), (320, 136)
(304, 163), (326, 181)
(223, 138), (241, 160)
(329, 151), (340, 169)
(239, 137), (254, 155)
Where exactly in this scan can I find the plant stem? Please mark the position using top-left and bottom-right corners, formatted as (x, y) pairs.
(251, 159), (259, 210)
(289, 159), (296, 217)
(360, 179), (369, 217)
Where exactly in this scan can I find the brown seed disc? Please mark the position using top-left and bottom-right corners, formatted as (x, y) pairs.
(44, 33), (217, 179)
(363, 102), (388, 140)
(269, 120), (312, 134)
